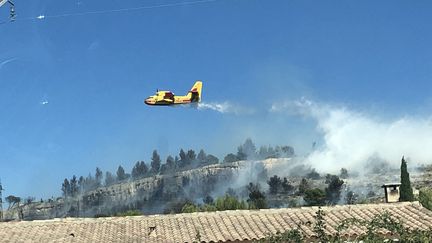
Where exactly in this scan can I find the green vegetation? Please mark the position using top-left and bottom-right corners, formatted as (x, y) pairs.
(419, 187), (432, 210)
(301, 174), (344, 206)
(131, 161), (148, 179)
(247, 183), (267, 209)
(222, 138), (295, 163)
(223, 153), (238, 163)
(5, 195), (20, 208)
(59, 139), (295, 201)
(313, 207), (328, 242)
(215, 194), (247, 210)
(93, 209), (142, 218)
(303, 188), (326, 206)
(60, 147), (220, 197)
(258, 229), (303, 243)
(281, 177), (294, 194)
(267, 175), (295, 195)
(297, 178), (309, 195)
(400, 156), (414, 202)
(260, 209), (432, 242)
(150, 150), (161, 174)
(180, 194), (246, 213)
(114, 210), (142, 217)
(268, 175), (282, 194)
(180, 183), (269, 214)
(336, 211), (432, 242)
(116, 165), (127, 181)
(104, 171), (116, 186)
(324, 174), (344, 204)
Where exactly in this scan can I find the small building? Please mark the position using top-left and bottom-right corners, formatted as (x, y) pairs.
(382, 183), (401, 203)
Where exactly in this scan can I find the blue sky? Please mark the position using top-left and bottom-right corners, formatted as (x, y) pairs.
(1, 0), (432, 199)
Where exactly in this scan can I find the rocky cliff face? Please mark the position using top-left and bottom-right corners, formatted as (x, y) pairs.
(3, 198), (65, 221)
(80, 162), (241, 215)
(4, 161), (247, 220)
(7, 157), (415, 221)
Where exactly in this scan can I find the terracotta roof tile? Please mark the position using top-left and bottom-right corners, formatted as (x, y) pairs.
(1, 202), (431, 242)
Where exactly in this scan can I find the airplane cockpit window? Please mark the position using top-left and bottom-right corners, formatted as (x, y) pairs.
(164, 92), (174, 99)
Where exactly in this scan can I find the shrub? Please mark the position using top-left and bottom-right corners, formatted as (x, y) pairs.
(303, 188), (326, 206)
(115, 210), (142, 217)
(419, 187), (432, 211)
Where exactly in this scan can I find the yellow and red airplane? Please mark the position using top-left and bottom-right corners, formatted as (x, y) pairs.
(144, 81), (202, 106)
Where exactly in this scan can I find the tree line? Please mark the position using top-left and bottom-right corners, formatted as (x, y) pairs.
(61, 139), (295, 198)
(61, 148), (219, 197)
(266, 171), (346, 206)
(223, 138), (295, 163)
(179, 182), (268, 213)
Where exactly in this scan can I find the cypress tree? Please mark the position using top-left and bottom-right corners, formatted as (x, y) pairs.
(400, 156), (414, 201)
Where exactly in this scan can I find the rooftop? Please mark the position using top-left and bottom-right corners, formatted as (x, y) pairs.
(0, 202), (431, 242)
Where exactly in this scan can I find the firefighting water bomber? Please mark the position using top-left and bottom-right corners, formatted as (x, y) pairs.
(144, 81), (202, 106)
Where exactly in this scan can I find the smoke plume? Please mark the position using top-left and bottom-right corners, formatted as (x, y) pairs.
(198, 102), (255, 115)
(272, 98), (432, 173)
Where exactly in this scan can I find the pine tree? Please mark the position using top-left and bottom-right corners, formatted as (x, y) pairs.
(174, 156), (180, 170)
(179, 149), (187, 168)
(140, 161), (148, 175)
(236, 146), (247, 161)
(105, 171), (116, 186)
(258, 146), (268, 159)
(95, 167), (103, 187)
(304, 188), (326, 206)
(70, 175), (78, 197)
(400, 156), (414, 201)
(298, 178), (309, 195)
(61, 179), (71, 198)
(116, 165), (127, 181)
(132, 161), (142, 179)
(267, 175), (282, 194)
(206, 154), (219, 164)
(186, 149), (196, 164)
(246, 183), (267, 209)
(282, 177), (294, 193)
(151, 150), (161, 173)
(281, 146), (295, 157)
(241, 138), (256, 159)
(166, 156), (175, 171)
(324, 174), (344, 204)
(197, 149), (207, 164)
(223, 153), (238, 163)
(78, 176), (85, 192)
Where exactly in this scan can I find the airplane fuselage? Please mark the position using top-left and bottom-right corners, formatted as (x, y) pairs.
(144, 81), (202, 106)
(144, 94), (194, 106)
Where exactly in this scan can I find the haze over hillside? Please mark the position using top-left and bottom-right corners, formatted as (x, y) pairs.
(1, 0), (432, 205)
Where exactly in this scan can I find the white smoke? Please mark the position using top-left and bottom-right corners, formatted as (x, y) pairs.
(198, 102), (255, 115)
(272, 98), (432, 173)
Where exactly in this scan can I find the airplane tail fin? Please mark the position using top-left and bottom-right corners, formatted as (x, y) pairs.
(188, 81), (202, 102)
